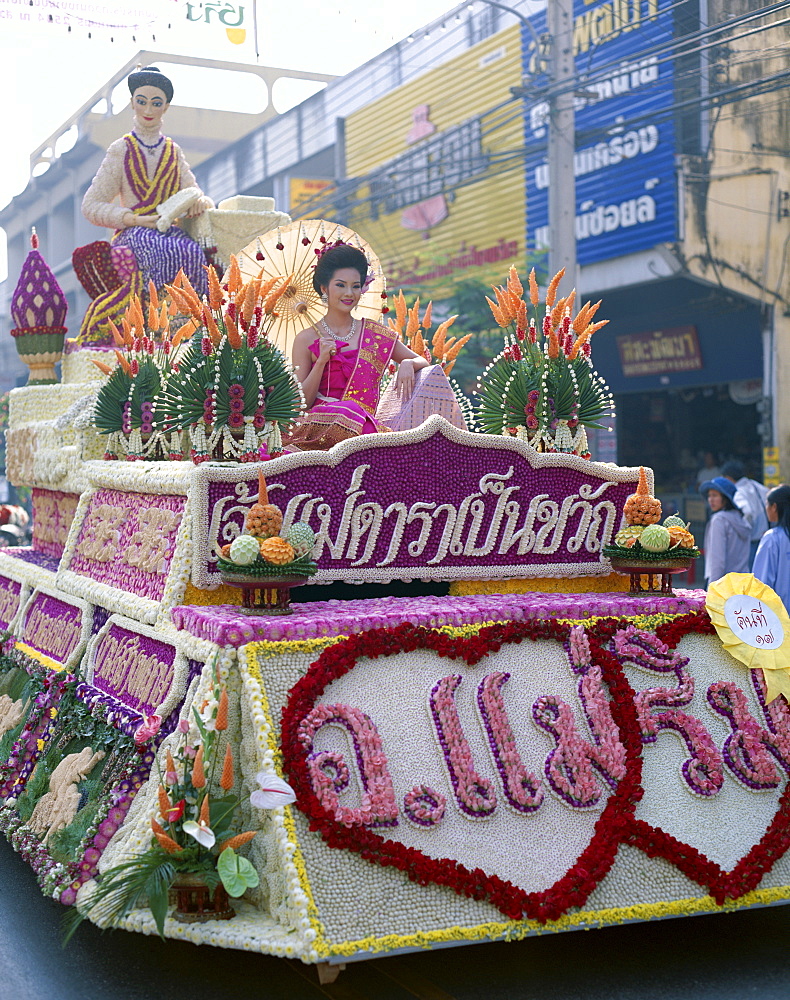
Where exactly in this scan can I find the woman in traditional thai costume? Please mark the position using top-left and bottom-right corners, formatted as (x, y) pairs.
(284, 243), (429, 451)
(77, 66), (213, 344)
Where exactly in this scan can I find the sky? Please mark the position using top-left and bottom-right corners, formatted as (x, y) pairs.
(0, 0), (464, 275)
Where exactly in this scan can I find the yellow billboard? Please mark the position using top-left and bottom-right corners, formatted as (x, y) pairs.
(343, 25), (526, 298)
(290, 178), (333, 214)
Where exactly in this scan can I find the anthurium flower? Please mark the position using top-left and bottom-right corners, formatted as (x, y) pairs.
(182, 819), (216, 849)
(250, 772), (296, 810)
(163, 798), (185, 824)
(133, 714), (162, 746)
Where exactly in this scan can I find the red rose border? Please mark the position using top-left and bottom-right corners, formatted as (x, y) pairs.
(280, 612), (790, 924)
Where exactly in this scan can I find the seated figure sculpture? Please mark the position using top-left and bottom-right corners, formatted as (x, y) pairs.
(284, 242), (431, 451)
(74, 65), (213, 347)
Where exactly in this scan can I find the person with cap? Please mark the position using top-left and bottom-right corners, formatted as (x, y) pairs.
(753, 484), (790, 611)
(77, 65), (213, 344)
(699, 475), (750, 586)
(720, 459), (769, 567)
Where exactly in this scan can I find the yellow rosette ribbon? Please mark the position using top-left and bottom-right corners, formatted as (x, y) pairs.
(706, 572), (790, 703)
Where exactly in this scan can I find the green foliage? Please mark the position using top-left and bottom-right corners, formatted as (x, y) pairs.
(93, 366), (132, 435)
(217, 847), (259, 897)
(154, 337), (302, 433)
(0, 720), (25, 765)
(47, 790), (102, 865)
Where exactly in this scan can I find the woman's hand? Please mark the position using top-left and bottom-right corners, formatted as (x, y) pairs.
(395, 358), (417, 398)
(124, 211), (160, 229)
(317, 335), (337, 364)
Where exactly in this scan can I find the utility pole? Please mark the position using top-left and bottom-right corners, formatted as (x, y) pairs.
(547, 0), (577, 289)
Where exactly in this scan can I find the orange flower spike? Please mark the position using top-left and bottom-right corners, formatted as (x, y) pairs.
(224, 312), (242, 349)
(528, 267), (540, 307)
(220, 744), (234, 791)
(586, 319), (609, 338)
(220, 831), (258, 852)
(172, 318), (197, 347)
(432, 315), (457, 359)
(164, 283), (187, 313)
(412, 329), (425, 358)
(153, 830), (184, 854)
(114, 349), (131, 375)
(192, 745), (206, 788)
(107, 319), (124, 348)
(444, 333), (473, 362)
(422, 301), (433, 330)
(486, 296), (507, 327)
(572, 301), (591, 334)
(585, 299), (603, 324)
(215, 687), (229, 731)
(258, 276), (280, 302)
(507, 265), (523, 298)
(493, 286), (512, 322)
(405, 298), (421, 339)
(517, 299), (528, 330)
(147, 300), (160, 331)
(442, 337), (457, 353)
(242, 279), (258, 327)
(545, 267), (565, 309)
(158, 302), (169, 330)
(206, 265), (224, 311)
(158, 784), (171, 817)
(258, 469), (269, 504)
(547, 328), (560, 359)
(91, 359), (114, 376)
(444, 359), (456, 375)
(564, 289), (576, 317)
(167, 295), (179, 316)
(568, 330), (591, 360)
(199, 794), (211, 826)
(395, 289), (407, 329)
(120, 316), (133, 346)
(151, 817), (166, 837)
(202, 304), (222, 346)
(550, 296), (566, 331)
(226, 255), (242, 295)
(262, 274), (292, 314)
(166, 749), (177, 776)
(148, 280), (159, 312)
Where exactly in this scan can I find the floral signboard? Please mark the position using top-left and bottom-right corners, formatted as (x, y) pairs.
(192, 418), (640, 588)
(0, 575), (24, 631)
(16, 589), (91, 671)
(84, 617), (187, 719)
(59, 486), (190, 624)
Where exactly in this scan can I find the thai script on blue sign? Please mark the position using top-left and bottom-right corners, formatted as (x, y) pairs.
(522, 0), (676, 266)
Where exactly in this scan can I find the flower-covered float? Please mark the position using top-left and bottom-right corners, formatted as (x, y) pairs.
(2, 235), (790, 987)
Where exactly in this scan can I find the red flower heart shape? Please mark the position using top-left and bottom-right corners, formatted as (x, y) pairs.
(281, 619), (645, 923)
(602, 612), (790, 905)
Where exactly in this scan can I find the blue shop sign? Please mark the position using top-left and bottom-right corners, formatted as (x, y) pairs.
(522, 0), (677, 266)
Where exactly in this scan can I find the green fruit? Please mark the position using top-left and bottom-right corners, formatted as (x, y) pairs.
(640, 524), (671, 552)
(663, 515), (690, 529)
(614, 525), (644, 547)
(229, 534), (261, 565)
(286, 521), (316, 558)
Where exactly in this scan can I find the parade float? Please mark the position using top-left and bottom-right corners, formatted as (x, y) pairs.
(2, 218), (790, 986)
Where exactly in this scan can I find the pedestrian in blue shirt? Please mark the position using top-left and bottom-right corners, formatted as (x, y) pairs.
(753, 483), (790, 612)
(699, 476), (750, 586)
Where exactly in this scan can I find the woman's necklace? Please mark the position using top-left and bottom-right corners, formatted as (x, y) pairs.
(319, 317), (358, 342)
(132, 131), (165, 152)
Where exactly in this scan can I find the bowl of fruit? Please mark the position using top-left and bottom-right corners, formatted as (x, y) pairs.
(603, 467), (700, 595)
(216, 471), (318, 614)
